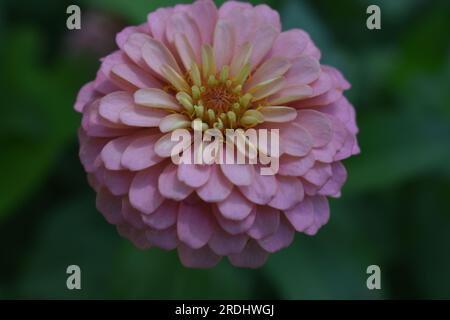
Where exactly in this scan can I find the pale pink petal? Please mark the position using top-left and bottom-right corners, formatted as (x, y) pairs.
(245, 57), (291, 90)
(260, 106), (297, 123)
(134, 88), (183, 112)
(111, 63), (160, 90)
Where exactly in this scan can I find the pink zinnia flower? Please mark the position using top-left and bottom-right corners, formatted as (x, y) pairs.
(75, 0), (359, 268)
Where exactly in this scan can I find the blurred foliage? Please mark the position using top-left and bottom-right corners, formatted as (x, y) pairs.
(0, 0), (449, 299)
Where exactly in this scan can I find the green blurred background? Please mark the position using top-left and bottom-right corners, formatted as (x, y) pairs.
(1, 0), (449, 299)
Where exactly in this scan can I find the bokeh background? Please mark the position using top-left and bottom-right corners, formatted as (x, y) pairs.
(1, 0), (449, 299)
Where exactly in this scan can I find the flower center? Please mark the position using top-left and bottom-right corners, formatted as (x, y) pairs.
(173, 45), (264, 131)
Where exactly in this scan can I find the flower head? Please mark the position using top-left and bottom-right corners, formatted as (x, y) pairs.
(75, 0), (359, 268)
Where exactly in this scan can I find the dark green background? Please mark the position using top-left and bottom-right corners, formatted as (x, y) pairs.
(1, 0), (449, 299)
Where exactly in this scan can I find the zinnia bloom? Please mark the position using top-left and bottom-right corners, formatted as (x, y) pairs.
(75, 0), (359, 268)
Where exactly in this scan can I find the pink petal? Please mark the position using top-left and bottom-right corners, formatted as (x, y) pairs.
(228, 240), (268, 268)
(197, 164), (233, 202)
(318, 162), (347, 197)
(284, 197), (314, 232)
(257, 217), (295, 253)
(78, 129), (108, 173)
(177, 202), (214, 249)
(145, 226), (178, 250)
(268, 29), (309, 60)
(121, 198), (145, 229)
(123, 32), (154, 71)
(280, 123), (313, 157)
(74, 81), (97, 112)
(208, 226), (248, 255)
(213, 20), (235, 70)
(142, 38), (182, 79)
(117, 224), (150, 249)
(248, 25), (278, 69)
(99, 91), (133, 123)
(111, 63), (160, 90)
(147, 7), (173, 43)
(177, 163), (211, 188)
(96, 188), (124, 224)
(129, 163), (165, 214)
(220, 163), (255, 186)
(158, 163), (194, 201)
(254, 4), (281, 32)
(247, 206), (280, 240)
(215, 206), (256, 235)
(296, 110), (332, 148)
(166, 11), (201, 61)
(119, 105), (168, 127)
(239, 171), (277, 205)
(121, 132), (164, 171)
(101, 136), (132, 170)
(190, 0), (218, 44)
(103, 169), (134, 196)
(178, 244), (221, 268)
(142, 200), (178, 230)
(285, 56), (321, 86)
(278, 153), (315, 176)
(303, 162), (332, 187)
(268, 176), (304, 210)
(217, 188), (254, 220)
